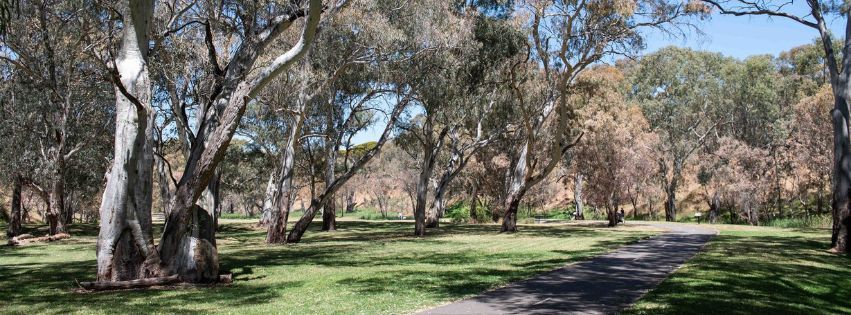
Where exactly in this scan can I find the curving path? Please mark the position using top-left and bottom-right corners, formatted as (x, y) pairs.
(417, 223), (717, 315)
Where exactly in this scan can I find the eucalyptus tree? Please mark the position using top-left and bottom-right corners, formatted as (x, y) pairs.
(92, 0), (326, 285)
(496, 0), (697, 232)
(285, 0), (473, 242)
(629, 47), (733, 222)
(572, 66), (657, 226)
(262, 0), (419, 244)
(700, 0), (851, 254)
(0, 0), (112, 236)
(422, 15), (523, 231)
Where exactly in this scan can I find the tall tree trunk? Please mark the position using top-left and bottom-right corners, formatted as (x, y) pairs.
(46, 177), (66, 235)
(574, 173), (584, 220)
(469, 181), (478, 224)
(647, 195), (654, 220)
(259, 173), (276, 227)
(95, 0), (161, 282)
(630, 195), (639, 220)
(321, 135), (337, 231)
(266, 111), (303, 244)
(664, 175), (679, 222)
(709, 191), (720, 224)
(606, 205), (617, 227)
(7, 174), (23, 238)
(414, 148), (436, 236)
(155, 145), (173, 217)
(425, 176), (444, 228)
(501, 192), (523, 233)
(804, 4), (851, 253)
(501, 143), (529, 233)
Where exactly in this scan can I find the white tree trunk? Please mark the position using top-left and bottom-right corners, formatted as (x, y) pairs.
(259, 172), (277, 226)
(266, 110), (304, 244)
(95, 0), (161, 282)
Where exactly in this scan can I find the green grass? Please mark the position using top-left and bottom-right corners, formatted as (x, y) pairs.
(625, 225), (851, 315)
(0, 220), (657, 314)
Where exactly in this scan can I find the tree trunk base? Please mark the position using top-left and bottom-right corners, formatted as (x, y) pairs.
(78, 274), (233, 291)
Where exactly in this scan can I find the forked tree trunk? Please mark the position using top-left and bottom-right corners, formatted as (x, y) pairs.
(426, 143), (467, 228)
(7, 174), (23, 238)
(158, 0), (323, 280)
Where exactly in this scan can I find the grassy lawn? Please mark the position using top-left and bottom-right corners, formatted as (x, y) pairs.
(625, 224), (851, 315)
(0, 219), (658, 314)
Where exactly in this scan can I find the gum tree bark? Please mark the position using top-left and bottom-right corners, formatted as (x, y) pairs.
(6, 174), (22, 238)
(95, 0), (162, 282)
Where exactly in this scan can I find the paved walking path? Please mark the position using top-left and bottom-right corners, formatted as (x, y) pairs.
(418, 223), (717, 315)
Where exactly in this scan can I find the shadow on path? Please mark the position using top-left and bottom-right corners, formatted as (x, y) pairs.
(418, 223), (716, 315)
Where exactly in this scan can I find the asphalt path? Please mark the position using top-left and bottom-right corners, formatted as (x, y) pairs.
(418, 223), (717, 315)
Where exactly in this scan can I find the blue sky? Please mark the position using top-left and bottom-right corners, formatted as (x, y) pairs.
(643, 4), (844, 59)
(350, 8), (845, 145)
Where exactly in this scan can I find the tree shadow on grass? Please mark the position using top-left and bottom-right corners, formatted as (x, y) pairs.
(0, 254), (288, 314)
(1, 220), (648, 314)
(625, 233), (851, 315)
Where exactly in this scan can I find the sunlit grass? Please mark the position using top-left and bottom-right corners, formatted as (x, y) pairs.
(0, 219), (657, 314)
(625, 224), (851, 315)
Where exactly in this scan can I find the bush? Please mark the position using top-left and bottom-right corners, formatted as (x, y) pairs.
(445, 202), (471, 223)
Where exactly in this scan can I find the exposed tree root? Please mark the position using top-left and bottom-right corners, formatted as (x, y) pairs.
(77, 274), (233, 291)
(7, 233), (71, 246)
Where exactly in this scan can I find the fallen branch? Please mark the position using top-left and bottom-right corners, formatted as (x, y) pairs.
(8, 233), (70, 246)
(79, 275), (181, 290)
(78, 274), (233, 291)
